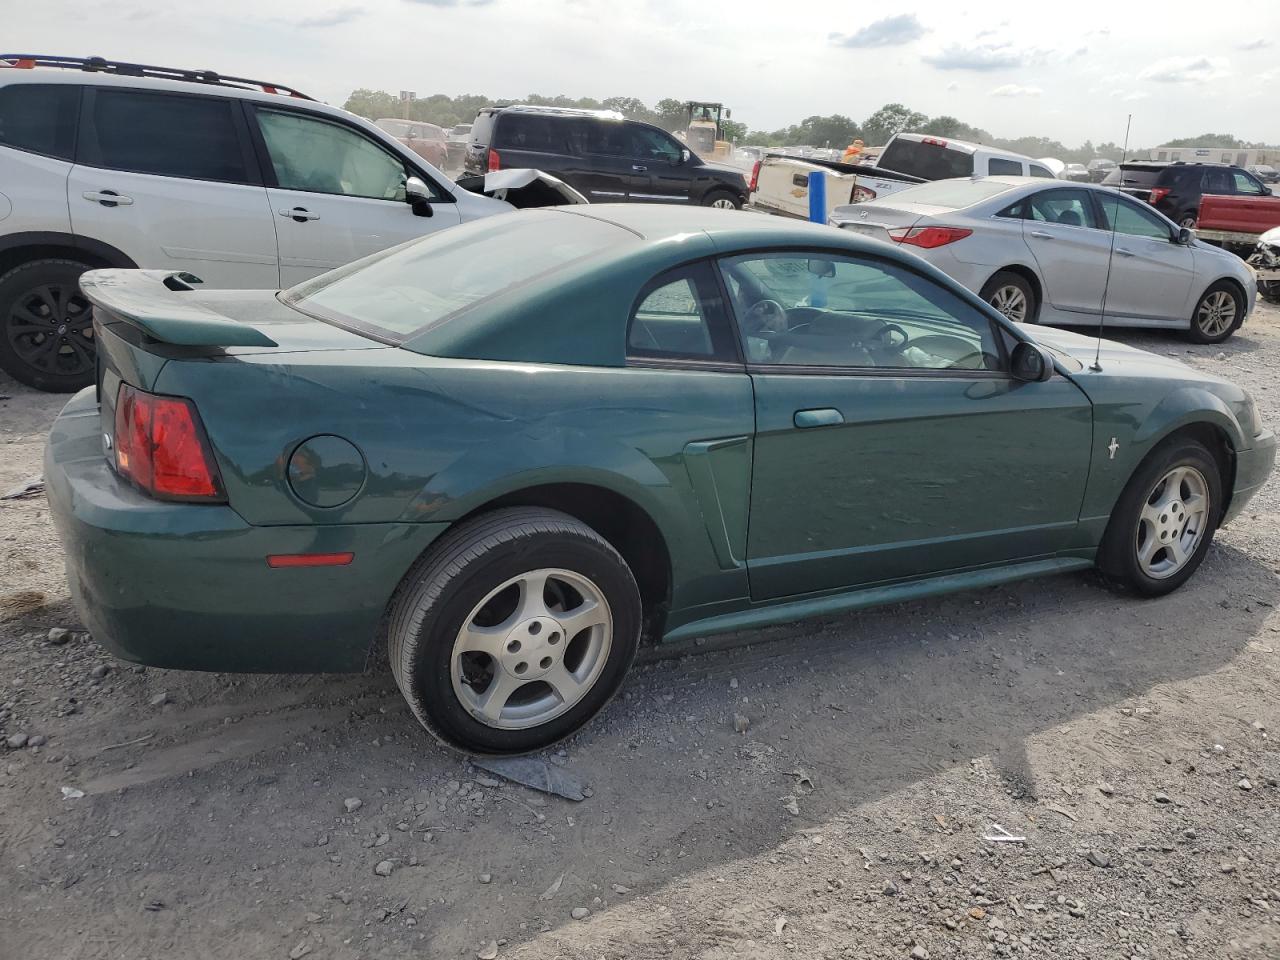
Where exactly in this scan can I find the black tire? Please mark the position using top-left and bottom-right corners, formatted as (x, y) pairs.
(979, 270), (1037, 324)
(1097, 437), (1223, 597)
(1259, 280), (1280, 305)
(1187, 280), (1244, 344)
(387, 507), (642, 755)
(0, 258), (96, 392)
(702, 189), (743, 210)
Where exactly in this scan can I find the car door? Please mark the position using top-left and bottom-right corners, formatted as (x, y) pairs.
(68, 87), (279, 287)
(250, 106), (460, 287)
(627, 124), (691, 203)
(1094, 193), (1195, 323)
(720, 250), (1093, 601)
(561, 119), (641, 201)
(1020, 187), (1111, 319)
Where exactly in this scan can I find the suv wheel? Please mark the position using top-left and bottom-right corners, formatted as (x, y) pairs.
(702, 190), (742, 210)
(1177, 213), (1198, 230)
(0, 259), (96, 392)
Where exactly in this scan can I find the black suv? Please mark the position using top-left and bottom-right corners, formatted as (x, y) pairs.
(464, 106), (748, 209)
(1103, 161), (1272, 228)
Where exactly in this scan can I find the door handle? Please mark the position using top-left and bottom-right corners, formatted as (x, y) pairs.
(278, 207), (320, 222)
(82, 190), (133, 207)
(794, 408), (844, 429)
(1115, 247), (1135, 257)
(631, 165), (648, 172)
(1029, 230), (1054, 240)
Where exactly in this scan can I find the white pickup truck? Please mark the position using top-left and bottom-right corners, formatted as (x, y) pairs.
(750, 133), (1059, 220)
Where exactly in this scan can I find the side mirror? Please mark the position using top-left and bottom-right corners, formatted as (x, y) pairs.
(1177, 226), (1194, 245)
(404, 176), (434, 218)
(679, 149), (691, 165)
(1010, 341), (1054, 382)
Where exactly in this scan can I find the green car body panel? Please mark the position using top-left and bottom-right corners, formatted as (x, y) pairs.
(44, 206), (1275, 674)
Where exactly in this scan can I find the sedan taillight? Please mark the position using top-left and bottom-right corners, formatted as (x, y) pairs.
(887, 226), (973, 249)
(114, 383), (225, 502)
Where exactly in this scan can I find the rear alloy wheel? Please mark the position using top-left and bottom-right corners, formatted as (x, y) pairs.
(1098, 438), (1222, 597)
(1178, 214), (1198, 230)
(979, 271), (1036, 323)
(388, 507), (642, 754)
(1189, 282), (1242, 343)
(0, 259), (97, 392)
(703, 190), (743, 210)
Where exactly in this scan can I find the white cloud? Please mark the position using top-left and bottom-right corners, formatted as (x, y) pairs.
(1238, 38), (1272, 51)
(1122, 91), (1151, 102)
(830, 14), (926, 49)
(990, 84), (1042, 97)
(1137, 56), (1231, 83)
(926, 42), (1024, 71)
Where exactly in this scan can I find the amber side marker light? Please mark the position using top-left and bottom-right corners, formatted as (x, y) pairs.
(266, 553), (355, 568)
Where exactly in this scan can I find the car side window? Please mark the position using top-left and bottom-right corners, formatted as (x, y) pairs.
(256, 109), (418, 201)
(1028, 164), (1056, 178)
(1097, 194), (1172, 240)
(82, 89), (251, 184)
(629, 126), (682, 162)
(628, 262), (736, 363)
(567, 120), (628, 157)
(987, 157), (1021, 176)
(1204, 168), (1232, 194)
(0, 84), (79, 160)
(1027, 188), (1099, 228)
(1232, 170), (1265, 195)
(494, 114), (566, 154)
(721, 253), (1002, 372)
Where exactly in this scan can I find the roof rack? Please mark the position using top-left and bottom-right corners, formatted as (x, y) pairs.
(0, 54), (313, 100)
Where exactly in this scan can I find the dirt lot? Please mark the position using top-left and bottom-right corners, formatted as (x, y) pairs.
(2, 306), (1279, 960)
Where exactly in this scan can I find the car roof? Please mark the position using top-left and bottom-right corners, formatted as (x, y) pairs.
(556, 204), (854, 247)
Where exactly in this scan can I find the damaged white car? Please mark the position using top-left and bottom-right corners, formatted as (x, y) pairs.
(0, 54), (585, 392)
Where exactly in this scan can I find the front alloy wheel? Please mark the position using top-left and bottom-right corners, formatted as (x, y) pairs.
(1098, 437), (1221, 597)
(1134, 465), (1210, 580)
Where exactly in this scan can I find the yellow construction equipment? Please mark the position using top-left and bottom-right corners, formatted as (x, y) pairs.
(684, 101), (732, 161)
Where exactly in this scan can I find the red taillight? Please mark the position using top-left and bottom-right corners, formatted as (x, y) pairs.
(749, 160), (762, 193)
(1149, 186), (1171, 204)
(888, 225), (973, 249)
(852, 185), (878, 203)
(113, 384), (224, 501)
(487, 148), (501, 172)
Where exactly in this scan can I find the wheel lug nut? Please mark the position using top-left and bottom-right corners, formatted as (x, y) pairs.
(507, 640), (521, 653)
(514, 662), (527, 675)
(539, 657), (552, 669)
(528, 622), (542, 636)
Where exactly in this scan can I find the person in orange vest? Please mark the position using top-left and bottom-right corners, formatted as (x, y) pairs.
(842, 139), (864, 163)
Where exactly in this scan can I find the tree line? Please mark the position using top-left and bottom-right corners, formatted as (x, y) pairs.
(342, 89), (1265, 164)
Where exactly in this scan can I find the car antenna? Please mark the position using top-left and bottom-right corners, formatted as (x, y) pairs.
(1092, 113), (1133, 372)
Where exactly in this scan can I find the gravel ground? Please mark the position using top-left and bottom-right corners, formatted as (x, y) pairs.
(2, 306), (1279, 959)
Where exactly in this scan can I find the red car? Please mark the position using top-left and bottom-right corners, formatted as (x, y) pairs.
(374, 118), (448, 170)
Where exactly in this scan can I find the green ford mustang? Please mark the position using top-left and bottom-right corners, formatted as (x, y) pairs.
(45, 205), (1276, 754)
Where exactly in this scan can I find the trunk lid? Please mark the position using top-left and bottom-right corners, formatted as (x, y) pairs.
(828, 201), (944, 243)
(82, 269), (389, 458)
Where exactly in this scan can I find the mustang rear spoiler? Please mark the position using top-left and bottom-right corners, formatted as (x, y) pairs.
(79, 270), (278, 348)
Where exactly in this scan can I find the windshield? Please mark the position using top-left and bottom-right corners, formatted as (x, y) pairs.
(878, 138), (974, 180)
(886, 178), (1017, 208)
(283, 212), (629, 341)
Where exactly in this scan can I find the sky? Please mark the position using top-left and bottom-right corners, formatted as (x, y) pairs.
(6, 0), (1276, 148)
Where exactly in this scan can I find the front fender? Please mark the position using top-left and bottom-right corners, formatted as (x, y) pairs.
(1134, 386), (1246, 452)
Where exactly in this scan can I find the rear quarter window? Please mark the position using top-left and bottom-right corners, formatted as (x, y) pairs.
(494, 114), (568, 154)
(987, 158), (1022, 176)
(877, 139), (974, 180)
(0, 84), (79, 160)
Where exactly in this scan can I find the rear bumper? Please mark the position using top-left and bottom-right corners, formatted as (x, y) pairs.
(45, 388), (448, 673)
(1224, 428), (1277, 525)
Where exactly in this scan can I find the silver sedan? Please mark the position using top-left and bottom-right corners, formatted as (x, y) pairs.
(830, 177), (1256, 343)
